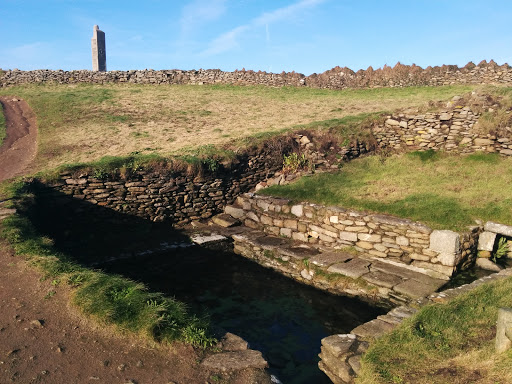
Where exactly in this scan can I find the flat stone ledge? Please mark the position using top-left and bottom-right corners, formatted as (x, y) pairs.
(485, 221), (512, 237)
(328, 259), (370, 279)
(201, 350), (268, 371)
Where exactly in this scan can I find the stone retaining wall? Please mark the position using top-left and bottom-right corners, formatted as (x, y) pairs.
(374, 104), (512, 155)
(44, 135), (369, 226)
(233, 193), (479, 278)
(2, 60), (511, 89)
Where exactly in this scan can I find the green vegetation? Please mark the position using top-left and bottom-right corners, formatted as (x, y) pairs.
(358, 276), (512, 384)
(492, 237), (510, 263)
(261, 152), (512, 231)
(0, 83), (472, 172)
(0, 181), (216, 348)
(0, 102), (6, 146)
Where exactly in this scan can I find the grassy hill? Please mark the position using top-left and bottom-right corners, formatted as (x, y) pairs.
(0, 83), (472, 172)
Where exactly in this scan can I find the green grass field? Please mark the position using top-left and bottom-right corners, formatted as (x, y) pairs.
(358, 276), (512, 384)
(261, 151), (512, 231)
(0, 83), (473, 172)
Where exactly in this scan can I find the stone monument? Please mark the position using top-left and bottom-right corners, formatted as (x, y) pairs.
(91, 25), (106, 72)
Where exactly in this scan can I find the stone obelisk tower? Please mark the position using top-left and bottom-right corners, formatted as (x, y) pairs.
(91, 25), (106, 72)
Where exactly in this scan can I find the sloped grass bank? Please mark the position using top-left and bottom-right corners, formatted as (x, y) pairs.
(357, 276), (512, 384)
(0, 83), (472, 172)
(261, 152), (512, 231)
(0, 181), (216, 348)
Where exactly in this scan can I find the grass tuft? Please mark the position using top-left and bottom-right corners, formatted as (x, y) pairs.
(358, 276), (512, 384)
(1, 181), (216, 348)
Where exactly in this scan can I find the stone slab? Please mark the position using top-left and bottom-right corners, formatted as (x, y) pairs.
(496, 308), (512, 353)
(476, 258), (502, 272)
(362, 271), (404, 289)
(212, 213), (241, 228)
(485, 221), (512, 237)
(279, 245), (319, 260)
(351, 319), (396, 339)
(478, 231), (497, 251)
(219, 332), (248, 352)
(321, 334), (357, 358)
(429, 230), (460, 254)
(224, 205), (245, 219)
(393, 279), (443, 299)
(201, 350), (267, 371)
(252, 236), (288, 249)
(327, 258), (370, 279)
(310, 251), (353, 267)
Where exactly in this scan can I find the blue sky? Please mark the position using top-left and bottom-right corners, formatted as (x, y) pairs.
(1, 0), (511, 75)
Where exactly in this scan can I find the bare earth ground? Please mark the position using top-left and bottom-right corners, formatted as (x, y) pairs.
(0, 96), (37, 182)
(0, 239), (213, 384)
(0, 99), (267, 383)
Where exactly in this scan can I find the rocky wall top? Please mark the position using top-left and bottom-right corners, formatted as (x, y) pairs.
(1, 60), (511, 89)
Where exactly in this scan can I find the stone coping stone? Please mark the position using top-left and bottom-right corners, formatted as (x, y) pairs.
(393, 279), (444, 299)
(212, 213), (241, 228)
(351, 318), (396, 339)
(252, 235), (288, 249)
(224, 205), (245, 219)
(321, 334), (358, 358)
(279, 245), (319, 260)
(362, 270), (404, 289)
(370, 214), (431, 233)
(310, 251), (353, 267)
(201, 350), (267, 371)
(328, 258), (370, 279)
(485, 221), (512, 237)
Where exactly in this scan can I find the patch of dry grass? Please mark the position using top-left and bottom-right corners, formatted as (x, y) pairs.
(0, 83), (473, 171)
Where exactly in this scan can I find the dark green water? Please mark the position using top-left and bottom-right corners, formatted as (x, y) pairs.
(102, 244), (385, 384)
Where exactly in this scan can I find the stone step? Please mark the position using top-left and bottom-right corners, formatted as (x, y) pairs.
(224, 204), (245, 219)
(211, 213), (241, 228)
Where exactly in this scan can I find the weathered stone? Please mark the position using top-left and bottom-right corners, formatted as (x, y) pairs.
(348, 355), (362, 375)
(301, 269), (313, 280)
(328, 258), (370, 279)
(291, 204), (303, 217)
(356, 241), (374, 250)
(474, 138), (494, 146)
(496, 308), (512, 353)
(351, 319), (396, 339)
(396, 236), (409, 246)
(219, 333), (248, 351)
(224, 205), (245, 219)
(212, 214), (241, 228)
(476, 258), (502, 272)
(429, 230), (460, 254)
(439, 112), (452, 121)
(393, 278), (444, 299)
(484, 221), (512, 237)
(386, 118), (400, 126)
(362, 271), (403, 289)
(339, 231), (358, 242)
(358, 233), (382, 243)
(310, 252), (353, 267)
(280, 245), (318, 260)
(201, 350), (267, 371)
(321, 334), (357, 358)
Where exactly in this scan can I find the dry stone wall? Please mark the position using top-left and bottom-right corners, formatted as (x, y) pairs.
(374, 103), (512, 155)
(44, 135), (369, 226)
(2, 60), (511, 89)
(233, 193), (479, 279)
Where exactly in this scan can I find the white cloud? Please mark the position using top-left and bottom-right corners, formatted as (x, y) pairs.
(201, 25), (249, 56)
(201, 0), (326, 57)
(180, 0), (227, 36)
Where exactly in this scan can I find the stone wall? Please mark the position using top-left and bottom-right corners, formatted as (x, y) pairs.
(2, 60), (511, 89)
(233, 193), (478, 279)
(44, 134), (369, 226)
(374, 102), (512, 155)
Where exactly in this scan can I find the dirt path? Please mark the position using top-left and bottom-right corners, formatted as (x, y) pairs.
(0, 96), (37, 182)
(0, 236), (218, 384)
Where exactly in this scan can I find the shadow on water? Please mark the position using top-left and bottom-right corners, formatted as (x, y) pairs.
(28, 182), (385, 384)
